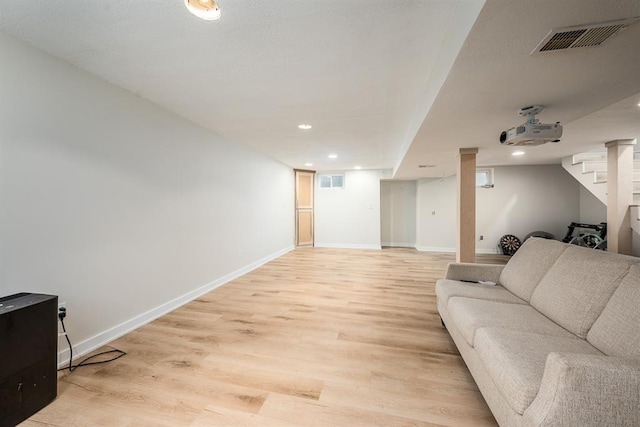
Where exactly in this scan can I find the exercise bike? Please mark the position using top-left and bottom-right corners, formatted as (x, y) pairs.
(562, 222), (607, 250)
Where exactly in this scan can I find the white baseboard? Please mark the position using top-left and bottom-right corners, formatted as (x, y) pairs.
(478, 248), (501, 254)
(314, 243), (382, 250)
(415, 246), (456, 253)
(57, 245), (294, 368)
(415, 246), (499, 254)
(381, 242), (416, 248)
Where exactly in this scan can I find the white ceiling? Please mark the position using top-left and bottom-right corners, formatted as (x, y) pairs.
(1, 0), (639, 177)
(395, 0), (640, 179)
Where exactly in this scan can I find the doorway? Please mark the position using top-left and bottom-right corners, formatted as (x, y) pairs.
(295, 170), (315, 246)
(380, 180), (417, 248)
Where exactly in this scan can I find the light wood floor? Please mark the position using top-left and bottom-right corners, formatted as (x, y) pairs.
(22, 248), (508, 427)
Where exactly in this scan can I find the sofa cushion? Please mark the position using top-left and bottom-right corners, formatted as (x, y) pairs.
(474, 328), (603, 415)
(530, 246), (636, 338)
(499, 237), (568, 301)
(447, 297), (575, 347)
(436, 279), (526, 305)
(587, 264), (640, 358)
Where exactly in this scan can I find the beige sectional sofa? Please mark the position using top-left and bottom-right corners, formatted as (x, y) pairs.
(436, 237), (640, 426)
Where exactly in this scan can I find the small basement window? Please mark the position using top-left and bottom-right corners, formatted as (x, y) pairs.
(319, 174), (345, 189)
(476, 168), (494, 188)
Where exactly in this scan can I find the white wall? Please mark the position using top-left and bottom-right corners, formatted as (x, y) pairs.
(415, 177), (457, 252)
(0, 34), (294, 364)
(380, 180), (416, 247)
(314, 170), (386, 249)
(416, 165), (580, 252)
(579, 186), (607, 225)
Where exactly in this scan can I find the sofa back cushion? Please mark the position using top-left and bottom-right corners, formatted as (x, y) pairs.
(530, 245), (637, 338)
(587, 264), (640, 358)
(499, 238), (567, 301)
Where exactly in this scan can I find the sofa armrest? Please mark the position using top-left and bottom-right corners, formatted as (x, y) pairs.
(525, 352), (640, 427)
(444, 262), (504, 283)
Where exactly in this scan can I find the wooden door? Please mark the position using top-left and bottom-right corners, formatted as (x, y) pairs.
(295, 170), (314, 246)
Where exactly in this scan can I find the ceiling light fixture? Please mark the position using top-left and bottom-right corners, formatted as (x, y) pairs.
(298, 124), (312, 130)
(184, 0), (221, 20)
(512, 151), (525, 156)
(354, 166), (362, 170)
(328, 154), (338, 159)
(305, 163), (313, 167)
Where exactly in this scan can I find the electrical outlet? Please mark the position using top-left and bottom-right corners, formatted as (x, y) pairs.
(58, 301), (67, 311)
(479, 235), (484, 241)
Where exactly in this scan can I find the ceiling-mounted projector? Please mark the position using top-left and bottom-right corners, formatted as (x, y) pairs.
(499, 105), (562, 146)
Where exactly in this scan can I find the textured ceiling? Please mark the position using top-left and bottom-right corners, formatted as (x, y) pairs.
(0, 0), (483, 172)
(1, 0), (639, 177)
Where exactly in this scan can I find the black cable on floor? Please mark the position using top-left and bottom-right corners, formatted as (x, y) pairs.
(58, 315), (126, 372)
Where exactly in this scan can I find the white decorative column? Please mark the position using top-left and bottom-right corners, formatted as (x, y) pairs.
(457, 148), (478, 263)
(606, 139), (636, 254)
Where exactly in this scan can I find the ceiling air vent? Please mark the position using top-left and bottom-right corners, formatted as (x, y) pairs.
(532, 17), (639, 54)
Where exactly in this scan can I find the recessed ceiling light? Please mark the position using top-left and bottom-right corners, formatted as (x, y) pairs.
(328, 154), (338, 159)
(298, 124), (312, 130)
(637, 102), (640, 107)
(354, 166), (362, 170)
(512, 151), (525, 156)
(304, 163), (313, 167)
(184, 0), (221, 20)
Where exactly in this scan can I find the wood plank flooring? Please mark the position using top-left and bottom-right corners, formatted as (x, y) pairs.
(21, 248), (508, 427)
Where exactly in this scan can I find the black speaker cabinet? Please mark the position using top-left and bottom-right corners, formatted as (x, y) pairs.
(0, 293), (58, 427)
